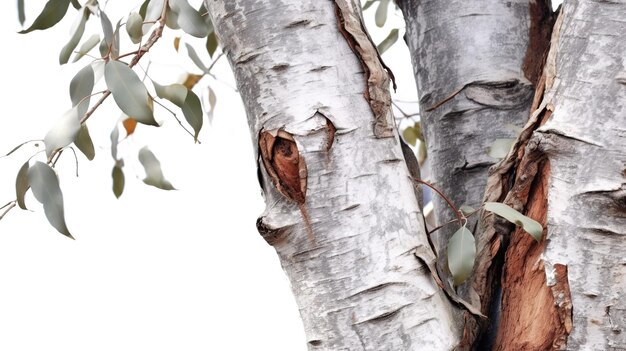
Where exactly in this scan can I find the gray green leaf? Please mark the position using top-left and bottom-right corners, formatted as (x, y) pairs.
(110, 125), (120, 160)
(44, 107), (81, 159)
(488, 138), (515, 159)
(206, 32), (218, 57)
(60, 8), (89, 64)
(185, 43), (208, 72)
(377, 28), (398, 55)
(27, 162), (73, 239)
(16, 161), (30, 210)
(112, 165), (125, 198)
(447, 226), (476, 286)
(374, 0), (389, 27)
(75, 124), (95, 160)
(362, 0), (377, 11)
(138, 146), (175, 190)
(402, 126), (417, 146)
(70, 0), (80, 9)
(18, 0), (26, 25)
(483, 202), (543, 241)
(19, 0), (71, 34)
(170, 0), (207, 38)
(206, 86), (216, 124)
(126, 12), (144, 44)
(181, 89), (203, 142)
(69, 63), (94, 117)
(153, 82), (187, 107)
(104, 60), (157, 126)
(139, 0), (150, 19)
(72, 33), (99, 62)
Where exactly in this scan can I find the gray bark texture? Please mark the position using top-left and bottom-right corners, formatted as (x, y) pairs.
(204, 0), (461, 349)
(517, 1), (625, 349)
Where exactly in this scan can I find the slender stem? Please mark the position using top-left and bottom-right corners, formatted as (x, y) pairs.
(0, 201), (16, 221)
(392, 100), (420, 119)
(152, 98), (200, 143)
(413, 177), (464, 225)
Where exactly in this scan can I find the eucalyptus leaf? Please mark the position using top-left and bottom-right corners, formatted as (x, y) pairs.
(75, 124), (95, 160)
(402, 126), (417, 146)
(185, 43), (208, 72)
(27, 162), (73, 239)
(110, 125), (120, 161)
(100, 10), (114, 56)
(362, 0), (377, 11)
(15, 161), (30, 210)
(70, 0), (80, 9)
(206, 32), (218, 57)
(139, 0), (150, 19)
(19, 0), (71, 34)
(206, 86), (216, 124)
(484, 202), (543, 241)
(459, 205), (476, 216)
(104, 60), (157, 126)
(112, 165), (125, 198)
(377, 28), (398, 55)
(69, 63), (94, 117)
(72, 33), (99, 62)
(488, 138), (515, 159)
(165, 6), (180, 29)
(181, 89), (203, 142)
(18, 0), (26, 25)
(170, 0), (207, 38)
(126, 12), (144, 44)
(143, 0), (164, 33)
(44, 107), (81, 159)
(138, 146), (175, 190)
(60, 8), (89, 64)
(153, 82), (187, 107)
(374, 0), (389, 28)
(447, 226), (476, 286)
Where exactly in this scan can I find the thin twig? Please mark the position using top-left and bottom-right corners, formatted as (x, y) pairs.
(413, 177), (465, 225)
(152, 99), (201, 143)
(392, 100), (420, 119)
(0, 201), (16, 221)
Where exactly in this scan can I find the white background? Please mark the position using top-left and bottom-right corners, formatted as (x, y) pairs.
(0, 1), (418, 350)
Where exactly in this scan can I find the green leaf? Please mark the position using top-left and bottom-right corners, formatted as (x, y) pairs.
(19, 0), (71, 34)
(185, 43), (208, 72)
(72, 33), (99, 62)
(18, 0), (26, 25)
(110, 125), (120, 160)
(138, 146), (175, 190)
(75, 124), (95, 160)
(181, 89), (203, 142)
(44, 107), (81, 159)
(459, 205), (476, 216)
(139, 0), (150, 19)
(377, 28), (398, 55)
(374, 0), (389, 28)
(105, 60), (157, 126)
(488, 138), (515, 159)
(15, 161), (30, 210)
(153, 82), (187, 107)
(402, 126), (417, 146)
(126, 12), (144, 44)
(69, 63), (94, 117)
(142, 0), (164, 33)
(112, 165), (125, 198)
(447, 226), (476, 286)
(206, 31), (218, 58)
(165, 6), (180, 29)
(70, 0), (80, 10)
(100, 10), (116, 57)
(483, 202), (543, 241)
(206, 86), (216, 124)
(59, 8), (89, 64)
(362, 0), (377, 11)
(27, 162), (73, 239)
(170, 0), (207, 38)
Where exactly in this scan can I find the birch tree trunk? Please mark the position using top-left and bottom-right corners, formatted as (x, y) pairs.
(398, 0), (551, 345)
(204, 0), (461, 349)
(489, 2), (626, 349)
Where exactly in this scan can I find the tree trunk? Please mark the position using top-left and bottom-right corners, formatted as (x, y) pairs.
(491, 2), (626, 349)
(398, 0), (550, 345)
(205, 0), (461, 349)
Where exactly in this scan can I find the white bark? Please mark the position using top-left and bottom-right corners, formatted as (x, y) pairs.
(536, 2), (626, 349)
(205, 0), (460, 349)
